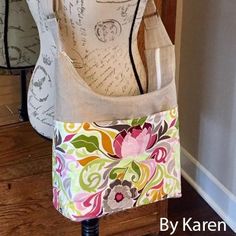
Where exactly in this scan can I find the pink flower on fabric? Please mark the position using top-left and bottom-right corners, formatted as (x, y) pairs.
(113, 123), (157, 158)
(151, 142), (171, 163)
(53, 187), (60, 210)
(73, 191), (103, 221)
(55, 155), (64, 177)
(151, 147), (168, 163)
(103, 180), (138, 214)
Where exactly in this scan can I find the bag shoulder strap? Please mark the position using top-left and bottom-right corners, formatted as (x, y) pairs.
(144, 0), (172, 49)
(143, 0), (175, 91)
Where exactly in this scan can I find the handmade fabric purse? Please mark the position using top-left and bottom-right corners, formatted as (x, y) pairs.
(53, 0), (181, 221)
(0, 0), (39, 69)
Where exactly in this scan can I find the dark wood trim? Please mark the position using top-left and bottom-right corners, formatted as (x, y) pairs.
(160, 0), (177, 43)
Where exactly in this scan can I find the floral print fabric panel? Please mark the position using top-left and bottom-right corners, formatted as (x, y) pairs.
(53, 107), (181, 221)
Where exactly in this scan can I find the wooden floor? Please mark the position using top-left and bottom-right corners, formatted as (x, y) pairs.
(0, 122), (234, 236)
(0, 75), (21, 126)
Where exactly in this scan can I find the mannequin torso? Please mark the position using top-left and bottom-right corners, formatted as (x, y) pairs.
(57, 0), (148, 96)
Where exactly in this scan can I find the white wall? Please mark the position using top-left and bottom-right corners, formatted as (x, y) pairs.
(176, 0), (236, 232)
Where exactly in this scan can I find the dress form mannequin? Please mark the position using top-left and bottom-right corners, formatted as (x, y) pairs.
(57, 0), (148, 96)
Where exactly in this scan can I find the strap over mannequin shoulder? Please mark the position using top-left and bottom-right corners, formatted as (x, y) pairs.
(143, 0), (172, 49)
(143, 0), (175, 92)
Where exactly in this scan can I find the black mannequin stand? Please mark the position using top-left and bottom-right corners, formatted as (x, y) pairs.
(81, 219), (99, 236)
(19, 70), (29, 121)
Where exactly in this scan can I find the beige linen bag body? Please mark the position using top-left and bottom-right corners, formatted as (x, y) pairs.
(52, 0), (181, 222)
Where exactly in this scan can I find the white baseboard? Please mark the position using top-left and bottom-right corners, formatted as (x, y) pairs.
(181, 147), (236, 233)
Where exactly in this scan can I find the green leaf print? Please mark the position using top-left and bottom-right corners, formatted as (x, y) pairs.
(80, 159), (107, 192)
(109, 161), (141, 182)
(137, 165), (164, 206)
(71, 135), (99, 153)
(131, 117), (147, 126)
(131, 161), (141, 179)
(110, 167), (127, 180)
